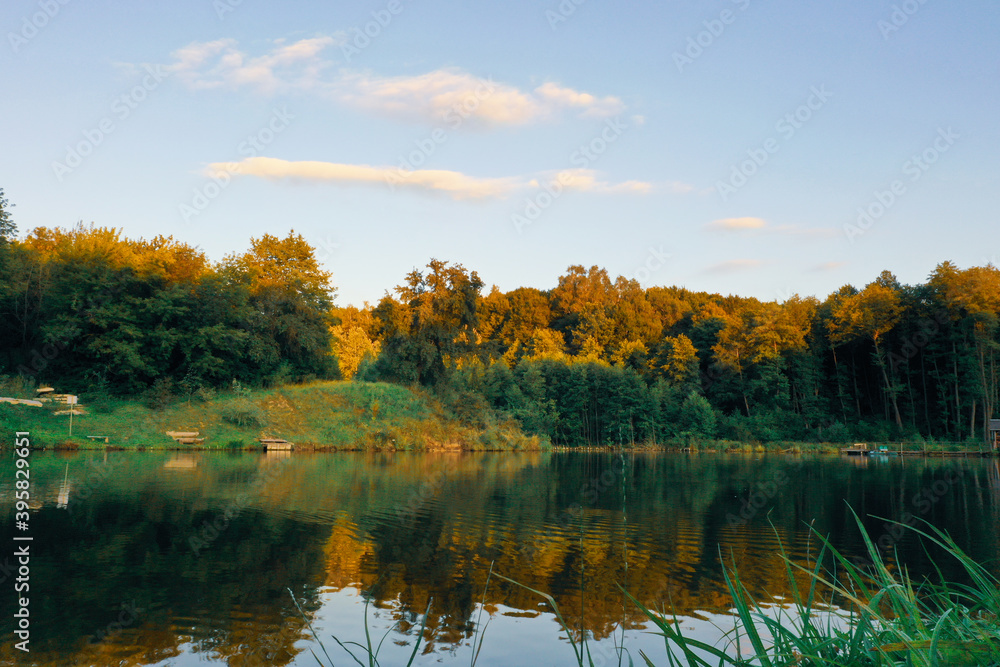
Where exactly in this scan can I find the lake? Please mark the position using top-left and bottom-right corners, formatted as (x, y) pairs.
(1, 451), (999, 666)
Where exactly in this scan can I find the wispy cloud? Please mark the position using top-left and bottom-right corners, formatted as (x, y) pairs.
(544, 169), (654, 194)
(811, 261), (846, 271)
(206, 159), (655, 201)
(165, 37), (338, 94)
(162, 38), (625, 126)
(708, 217), (767, 230)
(207, 157), (522, 199)
(704, 259), (763, 274)
(706, 217), (837, 238)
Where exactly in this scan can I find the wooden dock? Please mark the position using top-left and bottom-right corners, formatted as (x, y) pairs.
(841, 442), (995, 458)
(841, 443), (870, 456)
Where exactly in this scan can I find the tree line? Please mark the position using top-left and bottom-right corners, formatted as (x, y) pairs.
(0, 192), (337, 395)
(342, 261), (1000, 447)
(1, 191), (997, 446)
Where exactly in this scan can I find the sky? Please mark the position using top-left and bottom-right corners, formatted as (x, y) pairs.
(1, 0), (998, 307)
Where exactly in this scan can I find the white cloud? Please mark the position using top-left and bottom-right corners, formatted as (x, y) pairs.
(708, 217), (768, 230)
(548, 169), (654, 194)
(335, 69), (541, 126)
(206, 159), (660, 201)
(707, 217), (837, 238)
(162, 39), (626, 126)
(165, 37), (338, 94)
(207, 157), (524, 200)
(532, 82), (625, 118)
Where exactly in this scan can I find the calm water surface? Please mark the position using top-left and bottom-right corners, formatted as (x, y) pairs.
(1, 451), (999, 666)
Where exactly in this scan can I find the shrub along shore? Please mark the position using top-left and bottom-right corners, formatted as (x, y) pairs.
(0, 380), (545, 451)
(1, 378), (994, 454)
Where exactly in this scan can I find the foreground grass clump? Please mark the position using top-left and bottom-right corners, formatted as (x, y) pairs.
(627, 514), (1000, 666)
(0, 379), (547, 451)
(298, 515), (1000, 666)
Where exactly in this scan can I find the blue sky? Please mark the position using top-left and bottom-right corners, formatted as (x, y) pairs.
(2, 0), (998, 307)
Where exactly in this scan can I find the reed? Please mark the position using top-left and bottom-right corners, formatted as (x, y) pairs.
(295, 511), (1000, 665)
(627, 511), (1000, 666)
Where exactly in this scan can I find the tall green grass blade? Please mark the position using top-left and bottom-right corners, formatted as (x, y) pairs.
(404, 598), (433, 666)
(619, 586), (730, 667)
(288, 587), (339, 667)
(493, 572), (585, 666)
(470, 561), (494, 667)
(717, 555), (773, 667)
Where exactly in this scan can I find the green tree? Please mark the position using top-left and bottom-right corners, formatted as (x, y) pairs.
(222, 231), (338, 381)
(0, 188), (15, 245)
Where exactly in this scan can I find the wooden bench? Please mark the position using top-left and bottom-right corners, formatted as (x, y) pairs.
(86, 435), (109, 443)
(166, 431), (203, 445)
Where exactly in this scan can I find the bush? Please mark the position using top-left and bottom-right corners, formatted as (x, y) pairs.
(142, 378), (174, 410)
(222, 399), (264, 428)
(822, 421), (853, 443)
(194, 386), (216, 403)
(0, 375), (37, 399)
(678, 391), (717, 438)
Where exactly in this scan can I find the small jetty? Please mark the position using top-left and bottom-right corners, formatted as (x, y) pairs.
(841, 443), (870, 456)
(841, 442), (996, 458)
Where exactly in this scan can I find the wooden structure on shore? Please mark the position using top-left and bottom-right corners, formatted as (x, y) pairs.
(841, 443), (869, 456)
(991, 419), (1000, 450)
(259, 438), (294, 451)
(166, 431), (204, 445)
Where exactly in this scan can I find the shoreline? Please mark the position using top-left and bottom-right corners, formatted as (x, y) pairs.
(7, 441), (997, 456)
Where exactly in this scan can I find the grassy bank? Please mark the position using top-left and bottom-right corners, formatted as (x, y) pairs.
(0, 380), (546, 451)
(552, 438), (996, 456)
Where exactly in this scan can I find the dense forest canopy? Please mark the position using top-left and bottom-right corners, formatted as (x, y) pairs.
(1, 193), (998, 446)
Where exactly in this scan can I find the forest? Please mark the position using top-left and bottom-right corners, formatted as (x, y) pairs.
(1, 190), (998, 447)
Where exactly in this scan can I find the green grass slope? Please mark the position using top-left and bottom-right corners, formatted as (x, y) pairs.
(0, 380), (546, 451)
